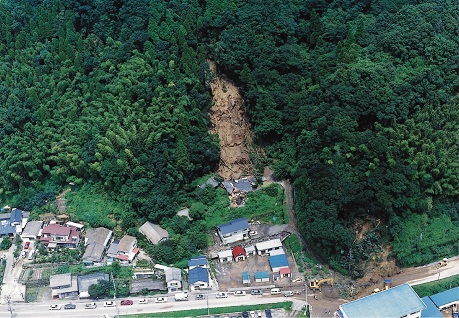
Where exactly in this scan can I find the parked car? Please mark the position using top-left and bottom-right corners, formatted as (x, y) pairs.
(249, 231), (258, 236)
(120, 299), (133, 306)
(249, 311), (256, 318)
(284, 291), (294, 297)
(216, 292), (228, 299)
(48, 304), (61, 310)
(155, 297), (168, 303)
(138, 298), (148, 304)
(24, 242), (30, 249)
(195, 294), (205, 300)
(104, 300), (115, 307)
(85, 302), (97, 309)
(265, 309), (272, 318)
(233, 290), (246, 296)
(250, 289), (263, 295)
(64, 303), (76, 310)
(242, 312), (249, 318)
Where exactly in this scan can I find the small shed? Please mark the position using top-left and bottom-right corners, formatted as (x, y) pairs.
(245, 245), (256, 257)
(279, 267), (291, 278)
(218, 250), (233, 263)
(254, 271), (270, 283)
(232, 246), (246, 262)
(242, 272), (251, 285)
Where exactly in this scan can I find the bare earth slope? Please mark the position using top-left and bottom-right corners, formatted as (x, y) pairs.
(208, 60), (253, 179)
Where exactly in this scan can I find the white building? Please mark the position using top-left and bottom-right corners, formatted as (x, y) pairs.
(255, 238), (283, 255)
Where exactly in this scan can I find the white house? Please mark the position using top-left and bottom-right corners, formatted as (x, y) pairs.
(216, 218), (250, 245)
(255, 238), (283, 255)
(218, 250), (233, 262)
(165, 267), (182, 293)
(188, 267), (210, 291)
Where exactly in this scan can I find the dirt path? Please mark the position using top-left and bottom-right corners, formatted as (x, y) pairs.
(56, 188), (70, 213)
(208, 60), (254, 179)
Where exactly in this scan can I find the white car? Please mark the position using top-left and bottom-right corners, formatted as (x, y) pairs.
(104, 300), (115, 307)
(233, 290), (246, 296)
(85, 302), (97, 309)
(216, 292), (228, 299)
(49, 304), (61, 310)
(138, 298), (148, 304)
(155, 297), (168, 303)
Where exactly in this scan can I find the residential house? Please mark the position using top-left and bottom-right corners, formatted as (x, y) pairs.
(188, 267), (210, 291)
(268, 254), (289, 273)
(165, 267), (182, 292)
(40, 224), (81, 248)
(112, 235), (138, 263)
(218, 250), (233, 262)
(221, 177), (256, 194)
(139, 222), (169, 245)
(49, 273), (78, 299)
(77, 273), (109, 298)
(21, 221), (43, 240)
(82, 227), (112, 265)
(187, 255), (209, 270)
(130, 278), (166, 294)
(255, 238), (283, 255)
(245, 245), (256, 256)
(216, 218), (250, 245)
(65, 221), (84, 230)
(0, 208), (29, 237)
(279, 267), (291, 278)
(232, 246), (246, 261)
(254, 271), (270, 283)
(338, 284), (426, 318)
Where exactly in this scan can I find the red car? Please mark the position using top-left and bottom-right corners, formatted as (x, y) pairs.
(120, 300), (133, 306)
(24, 242), (30, 249)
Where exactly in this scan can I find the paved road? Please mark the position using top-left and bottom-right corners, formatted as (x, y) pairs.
(1, 244), (25, 304)
(1, 294), (295, 317)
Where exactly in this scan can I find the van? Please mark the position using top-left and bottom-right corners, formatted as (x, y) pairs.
(27, 251), (34, 260)
(284, 291), (294, 297)
(270, 288), (281, 295)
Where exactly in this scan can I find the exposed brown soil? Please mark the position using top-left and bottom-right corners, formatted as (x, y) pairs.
(208, 60), (254, 179)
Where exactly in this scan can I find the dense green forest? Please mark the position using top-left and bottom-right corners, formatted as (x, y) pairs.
(1, 0), (458, 275)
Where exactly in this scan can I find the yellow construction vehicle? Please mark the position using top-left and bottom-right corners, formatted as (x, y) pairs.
(309, 278), (334, 290)
(383, 279), (392, 290)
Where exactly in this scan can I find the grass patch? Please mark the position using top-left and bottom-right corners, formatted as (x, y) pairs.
(66, 183), (124, 229)
(412, 275), (459, 298)
(285, 235), (304, 272)
(124, 301), (292, 317)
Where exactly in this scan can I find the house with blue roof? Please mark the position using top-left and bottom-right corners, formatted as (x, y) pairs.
(338, 284), (426, 318)
(242, 272), (250, 285)
(429, 286), (459, 310)
(0, 208), (28, 237)
(420, 296), (443, 318)
(268, 253), (289, 272)
(217, 218), (249, 245)
(254, 271), (270, 283)
(188, 267), (210, 291)
(187, 255), (208, 270)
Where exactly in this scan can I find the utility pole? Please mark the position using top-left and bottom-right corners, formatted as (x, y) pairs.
(6, 295), (13, 318)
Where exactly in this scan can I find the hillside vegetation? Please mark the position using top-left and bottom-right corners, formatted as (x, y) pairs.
(0, 0), (458, 275)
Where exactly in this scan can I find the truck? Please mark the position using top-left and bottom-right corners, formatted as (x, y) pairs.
(174, 292), (189, 301)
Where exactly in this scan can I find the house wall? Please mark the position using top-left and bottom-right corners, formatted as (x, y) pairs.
(190, 281), (209, 291)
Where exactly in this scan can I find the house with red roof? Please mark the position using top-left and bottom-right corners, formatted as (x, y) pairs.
(106, 235), (139, 264)
(40, 223), (81, 248)
(232, 246), (246, 262)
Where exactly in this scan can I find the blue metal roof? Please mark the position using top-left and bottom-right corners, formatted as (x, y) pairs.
(187, 255), (208, 268)
(188, 267), (209, 284)
(242, 272), (250, 281)
(268, 254), (288, 268)
(217, 218), (248, 235)
(0, 224), (15, 236)
(254, 271), (269, 279)
(421, 296), (444, 318)
(430, 286), (459, 307)
(339, 284), (426, 318)
(10, 209), (22, 223)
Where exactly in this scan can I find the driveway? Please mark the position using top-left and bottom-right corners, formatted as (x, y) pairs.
(1, 243), (25, 304)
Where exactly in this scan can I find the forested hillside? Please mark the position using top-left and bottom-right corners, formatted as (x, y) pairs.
(1, 0), (459, 275)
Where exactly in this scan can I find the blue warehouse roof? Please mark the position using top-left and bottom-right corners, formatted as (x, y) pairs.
(254, 271), (269, 279)
(10, 209), (22, 223)
(339, 284), (426, 318)
(421, 296), (443, 318)
(188, 267), (209, 284)
(187, 255), (208, 268)
(429, 286), (459, 307)
(268, 254), (288, 268)
(217, 218), (248, 235)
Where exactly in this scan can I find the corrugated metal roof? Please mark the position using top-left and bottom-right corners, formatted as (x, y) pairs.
(188, 267), (209, 284)
(138, 222), (169, 244)
(268, 254), (289, 269)
(217, 218), (248, 235)
(429, 286), (459, 307)
(188, 255), (208, 267)
(254, 271), (269, 279)
(421, 296), (444, 318)
(339, 284), (426, 318)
